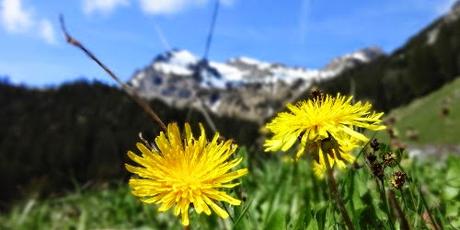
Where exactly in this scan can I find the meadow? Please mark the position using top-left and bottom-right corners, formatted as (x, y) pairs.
(3, 76), (460, 229)
(1, 144), (459, 229)
(2, 77), (460, 229)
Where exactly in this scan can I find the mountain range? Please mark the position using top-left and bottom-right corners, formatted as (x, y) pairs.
(128, 47), (384, 122)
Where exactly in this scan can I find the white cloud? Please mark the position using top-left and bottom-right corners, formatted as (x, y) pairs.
(81, 0), (236, 16)
(139, 0), (208, 15)
(0, 0), (32, 33)
(0, 0), (56, 44)
(38, 19), (56, 44)
(83, 0), (130, 15)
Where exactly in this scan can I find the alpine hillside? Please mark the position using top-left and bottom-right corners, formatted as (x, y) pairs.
(318, 2), (460, 112)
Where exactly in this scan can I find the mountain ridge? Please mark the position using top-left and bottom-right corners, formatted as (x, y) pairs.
(128, 47), (384, 123)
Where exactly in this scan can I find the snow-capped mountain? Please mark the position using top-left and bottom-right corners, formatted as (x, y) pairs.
(129, 47), (384, 123)
(324, 47), (384, 73)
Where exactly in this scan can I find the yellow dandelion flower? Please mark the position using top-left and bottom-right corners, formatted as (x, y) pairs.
(264, 93), (385, 155)
(125, 123), (248, 226)
(264, 93), (385, 176)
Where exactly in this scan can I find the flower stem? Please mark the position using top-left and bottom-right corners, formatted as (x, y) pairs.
(378, 179), (395, 230)
(388, 190), (410, 230)
(322, 150), (355, 230)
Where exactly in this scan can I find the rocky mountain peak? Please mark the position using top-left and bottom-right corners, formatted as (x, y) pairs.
(129, 47), (381, 122)
(324, 47), (385, 73)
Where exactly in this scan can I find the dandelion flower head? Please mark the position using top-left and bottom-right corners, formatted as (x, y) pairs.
(264, 93), (385, 176)
(125, 123), (248, 226)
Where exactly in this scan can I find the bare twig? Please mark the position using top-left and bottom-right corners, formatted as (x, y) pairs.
(138, 132), (159, 152)
(203, 0), (220, 59)
(197, 100), (217, 133)
(388, 190), (411, 230)
(59, 15), (167, 131)
(418, 186), (441, 230)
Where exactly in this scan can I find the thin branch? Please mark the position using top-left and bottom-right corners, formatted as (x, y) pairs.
(197, 100), (217, 133)
(203, 0), (220, 59)
(388, 190), (410, 230)
(59, 15), (167, 131)
(418, 186), (441, 230)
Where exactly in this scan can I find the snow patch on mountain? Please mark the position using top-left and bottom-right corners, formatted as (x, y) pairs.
(129, 47), (384, 122)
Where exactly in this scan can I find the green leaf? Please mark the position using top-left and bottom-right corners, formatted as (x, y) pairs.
(444, 186), (460, 200)
(306, 218), (319, 230)
(234, 199), (253, 228)
(290, 208), (308, 230)
(446, 166), (460, 187)
(265, 209), (286, 230)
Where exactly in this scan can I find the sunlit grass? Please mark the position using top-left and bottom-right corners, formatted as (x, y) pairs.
(2, 147), (459, 229)
(380, 77), (460, 145)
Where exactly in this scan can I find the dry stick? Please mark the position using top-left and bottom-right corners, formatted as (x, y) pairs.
(388, 190), (411, 230)
(59, 15), (167, 132)
(197, 100), (217, 133)
(322, 150), (355, 230)
(418, 186), (441, 230)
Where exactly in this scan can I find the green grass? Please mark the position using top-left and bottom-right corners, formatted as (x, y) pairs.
(2, 147), (460, 229)
(381, 77), (460, 145)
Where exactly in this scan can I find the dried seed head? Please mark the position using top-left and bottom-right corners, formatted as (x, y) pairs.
(366, 153), (377, 163)
(383, 152), (398, 167)
(370, 138), (380, 151)
(371, 162), (385, 180)
(391, 171), (407, 189)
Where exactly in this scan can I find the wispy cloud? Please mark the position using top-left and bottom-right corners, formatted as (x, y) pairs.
(39, 19), (56, 44)
(0, 0), (56, 44)
(298, 0), (312, 45)
(152, 20), (171, 50)
(81, 0), (235, 16)
(139, 0), (237, 15)
(83, 0), (129, 15)
(0, 0), (32, 33)
(139, 0), (207, 15)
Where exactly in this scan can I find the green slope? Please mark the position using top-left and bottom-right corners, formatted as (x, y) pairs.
(384, 77), (460, 144)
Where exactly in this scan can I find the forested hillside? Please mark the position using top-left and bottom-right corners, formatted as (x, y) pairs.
(317, 9), (460, 111)
(0, 80), (259, 209)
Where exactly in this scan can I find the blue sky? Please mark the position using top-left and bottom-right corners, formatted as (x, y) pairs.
(0, 0), (457, 86)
